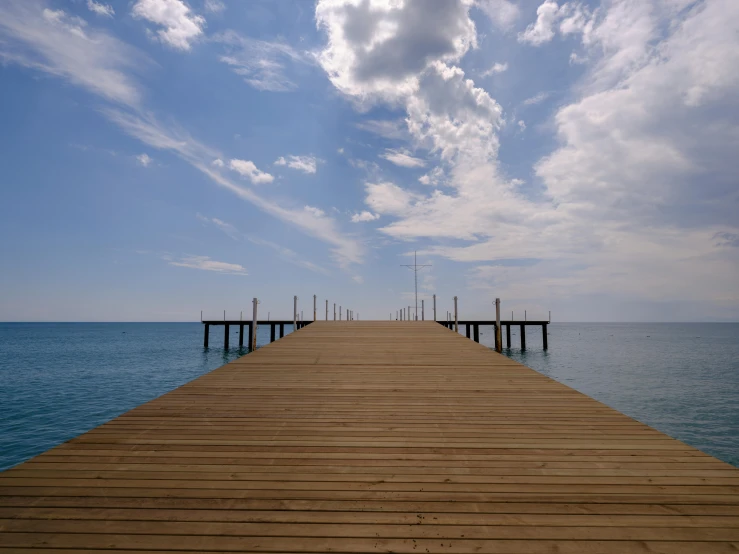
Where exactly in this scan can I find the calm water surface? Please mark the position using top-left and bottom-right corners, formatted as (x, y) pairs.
(1, 322), (738, 470)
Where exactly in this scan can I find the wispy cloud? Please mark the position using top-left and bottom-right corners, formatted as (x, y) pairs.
(132, 0), (205, 51)
(0, 0), (146, 107)
(355, 119), (408, 140)
(136, 153), (153, 167)
(380, 148), (426, 168)
(166, 254), (248, 275)
(351, 211), (379, 223)
(522, 91), (550, 105)
(214, 30), (309, 92)
(481, 62), (508, 77)
(204, 0), (225, 13)
(275, 155), (317, 174)
(86, 0), (114, 18)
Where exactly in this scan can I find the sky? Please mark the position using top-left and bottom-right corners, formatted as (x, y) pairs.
(0, 0), (737, 322)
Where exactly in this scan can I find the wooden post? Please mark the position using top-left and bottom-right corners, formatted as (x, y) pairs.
(252, 298), (258, 351)
(494, 323), (499, 351)
(247, 322), (253, 350)
(495, 298), (502, 353)
(473, 324), (479, 343)
(454, 296), (458, 332)
(313, 295), (317, 322)
(433, 294), (436, 321)
(333, 303), (336, 320)
(270, 323), (276, 343)
(421, 299), (424, 320)
(224, 324), (229, 350)
(520, 324), (526, 350)
(340, 306), (342, 320)
(326, 300), (328, 320)
(279, 323), (284, 338)
(203, 324), (209, 348)
(238, 324), (244, 347)
(506, 324), (511, 348)
(293, 296), (297, 329)
(466, 324), (470, 339)
(543, 323), (548, 350)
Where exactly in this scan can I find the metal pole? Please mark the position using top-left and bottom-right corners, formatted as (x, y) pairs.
(433, 294), (436, 321)
(454, 296), (458, 332)
(252, 298), (258, 351)
(421, 299), (425, 320)
(293, 296), (297, 329)
(334, 303), (336, 320)
(495, 298), (502, 353)
(408, 305), (411, 322)
(326, 299), (329, 320)
(313, 295), (317, 322)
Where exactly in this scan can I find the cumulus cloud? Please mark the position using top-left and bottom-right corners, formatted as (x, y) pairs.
(228, 159), (274, 184)
(87, 0), (115, 17)
(274, 155), (317, 174)
(380, 148), (426, 168)
(132, 0), (205, 51)
(365, 182), (418, 216)
(316, 0), (477, 102)
(476, 0), (520, 30)
(351, 211), (380, 223)
(518, 0), (595, 46)
(167, 254), (248, 275)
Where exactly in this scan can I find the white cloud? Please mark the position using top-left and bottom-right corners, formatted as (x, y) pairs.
(518, 0), (561, 45)
(380, 148), (426, 168)
(215, 31), (307, 92)
(517, 120), (526, 131)
(0, 1), (145, 107)
(355, 119), (408, 140)
(418, 167), (444, 186)
(316, 0), (476, 103)
(522, 91), (550, 105)
(132, 0), (205, 51)
(303, 205), (325, 218)
(167, 255), (248, 275)
(87, 1), (115, 18)
(351, 211), (380, 223)
(228, 159), (274, 184)
(476, 0), (520, 30)
(136, 153), (153, 166)
(204, 0), (225, 13)
(211, 158), (224, 167)
(365, 182), (418, 216)
(197, 213), (240, 240)
(480, 62), (508, 77)
(274, 155), (317, 174)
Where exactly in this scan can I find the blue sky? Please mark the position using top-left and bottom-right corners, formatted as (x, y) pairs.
(0, 0), (737, 322)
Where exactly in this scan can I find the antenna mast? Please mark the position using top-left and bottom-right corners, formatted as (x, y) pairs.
(401, 251), (431, 321)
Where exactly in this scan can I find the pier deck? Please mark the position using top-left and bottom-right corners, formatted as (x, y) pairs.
(2, 321), (739, 552)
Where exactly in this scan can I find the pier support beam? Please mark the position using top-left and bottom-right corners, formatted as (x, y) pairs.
(506, 324), (511, 348)
(224, 324), (229, 350)
(203, 324), (209, 348)
(238, 324), (244, 347)
(494, 324), (500, 352)
(247, 323), (253, 351)
(270, 324), (276, 343)
(520, 324), (526, 350)
(495, 298), (502, 353)
(279, 323), (284, 338)
(252, 298), (258, 351)
(466, 324), (470, 339)
(473, 324), (479, 343)
(543, 323), (548, 350)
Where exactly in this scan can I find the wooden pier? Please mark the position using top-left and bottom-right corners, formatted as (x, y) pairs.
(2, 321), (739, 552)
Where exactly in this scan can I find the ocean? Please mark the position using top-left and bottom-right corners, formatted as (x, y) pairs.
(1, 321), (738, 470)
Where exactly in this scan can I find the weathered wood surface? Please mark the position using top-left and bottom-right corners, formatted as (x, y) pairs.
(1, 321), (738, 553)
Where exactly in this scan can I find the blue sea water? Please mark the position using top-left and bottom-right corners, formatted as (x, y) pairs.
(1, 322), (738, 470)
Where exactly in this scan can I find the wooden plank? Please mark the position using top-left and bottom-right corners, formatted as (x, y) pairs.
(1, 321), (738, 553)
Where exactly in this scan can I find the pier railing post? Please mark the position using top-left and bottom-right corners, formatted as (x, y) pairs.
(239, 324), (244, 348)
(326, 300), (328, 321)
(224, 324), (229, 350)
(334, 303), (336, 321)
(543, 323), (548, 350)
(495, 298), (502, 353)
(433, 294), (436, 321)
(293, 296), (297, 329)
(520, 324), (526, 350)
(454, 296), (458, 332)
(313, 295), (317, 322)
(421, 299), (424, 320)
(340, 306), (342, 320)
(270, 323), (275, 343)
(506, 324), (511, 348)
(252, 298), (258, 351)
